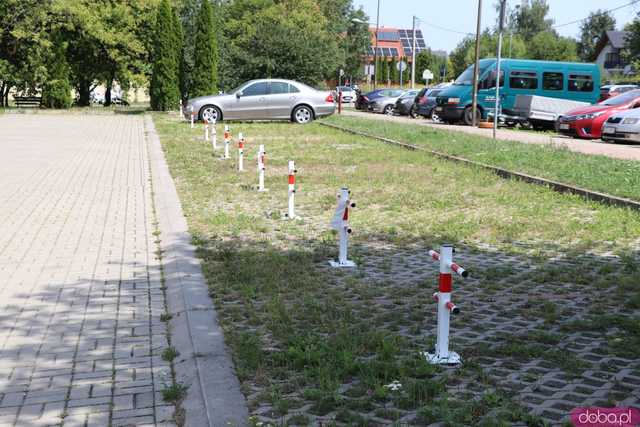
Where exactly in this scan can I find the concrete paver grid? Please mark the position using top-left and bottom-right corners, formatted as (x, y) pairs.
(0, 115), (174, 427)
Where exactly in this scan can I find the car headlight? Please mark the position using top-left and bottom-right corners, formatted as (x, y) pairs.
(622, 117), (639, 125)
(447, 97), (460, 104)
(576, 111), (604, 120)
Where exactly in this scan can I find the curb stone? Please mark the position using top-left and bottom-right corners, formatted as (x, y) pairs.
(145, 114), (249, 427)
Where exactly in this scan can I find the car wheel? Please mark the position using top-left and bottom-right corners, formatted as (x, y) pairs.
(200, 105), (221, 123)
(409, 105), (419, 119)
(293, 105), (313, 124)
(383, 104), (394, 115)
(432, 113), (441, 123)
(463, 106), (481, 126)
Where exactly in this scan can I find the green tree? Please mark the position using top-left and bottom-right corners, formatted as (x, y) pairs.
(191, 0), (218, 97)
(528, 31), (578, 61)
(150, 0), (180, 111)
(510, 0), (553, 41)
(172, 9), (186, 100)
(389, 56), (398, 85)
(42, 37), (72, 108)
(578, 10), (616, 61)
(0, 0), (48, 106)
(624, 13), (640, 69)
(219, 0), (339, 89)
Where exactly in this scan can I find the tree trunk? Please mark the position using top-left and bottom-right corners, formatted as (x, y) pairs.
(3, 84), (10, 107)
(0, 83), (5, 107)
(104, 83), (112, 107)
(77, 79), (91, 107)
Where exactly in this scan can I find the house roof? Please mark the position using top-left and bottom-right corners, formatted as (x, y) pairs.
(606, 30), (628, 49)
(593, 30), (628, 61)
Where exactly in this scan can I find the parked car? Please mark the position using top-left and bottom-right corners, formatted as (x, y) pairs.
(394, 89), (421, 117)
(601, 109), (640, 143)
(434, 58), (600, 125)
(416, 84), (451, 119)
(556, 89), (640, 139)
(336, 86), (356, 103)
(368, 89), (407, 114)
(599, 84), (638, 102)
(355, 88), (404, 111)
(185, 79), (335, 124)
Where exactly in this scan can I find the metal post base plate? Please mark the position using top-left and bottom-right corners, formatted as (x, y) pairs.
(329, 260), (356, 268)
(422, 351), (461, 365)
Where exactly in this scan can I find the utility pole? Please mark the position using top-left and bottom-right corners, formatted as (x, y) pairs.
(494, 0), (506, 139)
(373, 0), (380, 90)
(470, 0), (482, 127)
(411, 15), (417, 89)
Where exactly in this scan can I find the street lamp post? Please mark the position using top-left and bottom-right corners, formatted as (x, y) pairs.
(373, 0), (380, 90)
(411, 15), (417, 89)
(470, 0), (483, 127)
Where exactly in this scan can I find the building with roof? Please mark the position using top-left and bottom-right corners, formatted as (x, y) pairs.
(594, 30), (633, 76)
(367, 27), (427, 61)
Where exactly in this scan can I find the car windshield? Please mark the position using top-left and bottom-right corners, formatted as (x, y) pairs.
(401, 90), (418, 98)
(602, 90), (640, 106)
(228, 82), (250, 94)
(454, 65), (488, 85)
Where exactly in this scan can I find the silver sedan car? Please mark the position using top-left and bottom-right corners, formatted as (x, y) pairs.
(184, 79), (336, 124)
(368, 89), (410, 114)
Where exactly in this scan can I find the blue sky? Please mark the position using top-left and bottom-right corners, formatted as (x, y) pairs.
(353, 0), (639, 52)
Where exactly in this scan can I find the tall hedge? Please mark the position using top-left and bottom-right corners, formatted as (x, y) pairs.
(190, 0), (218, 97)
(42, 38), (72, 109)
(150, 0), (180, 111)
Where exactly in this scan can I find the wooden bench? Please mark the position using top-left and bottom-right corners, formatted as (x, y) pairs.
(14, 96), (42, 108)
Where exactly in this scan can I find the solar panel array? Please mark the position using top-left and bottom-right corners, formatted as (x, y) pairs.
(398, 29), (426, 57)
(367, 47), (399, 57)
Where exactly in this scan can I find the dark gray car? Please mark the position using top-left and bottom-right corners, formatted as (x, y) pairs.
(184, 79), (336, 124)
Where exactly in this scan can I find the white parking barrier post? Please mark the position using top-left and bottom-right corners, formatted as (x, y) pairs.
(238, 133), (245, 172)
(329, 188), (356, 268)
(211, 118), (217, 150)
(204, 119), (209, 141)
(285, 160), (297, 219)
(190, 106), (195, 129)
(257, 144), (267, 192)
(423, 244), (468, 365)
(223, 125), (230, 160)
(179, 100), (183, 119)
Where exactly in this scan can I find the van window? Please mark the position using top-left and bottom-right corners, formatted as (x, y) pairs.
(480, 70), (504, 89)
(543, 72), (563, 91)
(568, 74), (594, 92)
(509, 71), (538, 89)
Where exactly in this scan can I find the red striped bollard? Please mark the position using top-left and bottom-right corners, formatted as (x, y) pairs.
(285, 160), (297, 219)
(223, 125), (230, 159)
(329, 187), (356, 268)
(423, 244), (468, 365)
(257, 144), (267, 192)
(238, 133), (245, 172)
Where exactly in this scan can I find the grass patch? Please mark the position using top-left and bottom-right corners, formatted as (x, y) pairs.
(154, 113), (640, 425)
(324, 114), (640, 202)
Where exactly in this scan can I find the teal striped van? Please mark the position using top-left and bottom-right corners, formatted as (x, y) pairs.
(434, 58), (600, 125)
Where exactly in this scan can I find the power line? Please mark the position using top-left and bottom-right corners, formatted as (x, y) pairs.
(420, 20), (474, 36)
(552, 0), (640, 29)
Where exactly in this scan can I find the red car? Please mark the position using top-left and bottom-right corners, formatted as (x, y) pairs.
(557, 89), (640, 139)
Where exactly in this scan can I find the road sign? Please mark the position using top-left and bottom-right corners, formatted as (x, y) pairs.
(422, 69), (434, 80)
(397, 61), (407, 72)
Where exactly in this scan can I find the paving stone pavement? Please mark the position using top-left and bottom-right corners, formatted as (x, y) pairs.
(0, 114), (176, 427)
